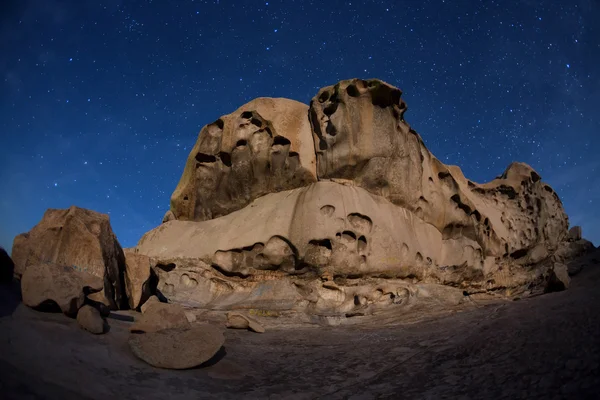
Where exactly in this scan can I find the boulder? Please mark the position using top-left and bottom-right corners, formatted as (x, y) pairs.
(21, 262), (104, 316)
(0, 247), (14, 284)
(568, 226), (582, 241)
(77, 305), (106, 334)
(545, 263), (570, 293)
(130, 302), (190, 333)
(140, 295), (160, 313)
(11, 206), (127, 309)
(123, 249), (152, 309)
(128, 324), (224, 369)
(86, 291), (111, 317)
(168, 97), (317, 222)
(226, 312), (265, 333)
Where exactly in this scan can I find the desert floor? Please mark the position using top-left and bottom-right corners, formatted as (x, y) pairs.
(1, 256), (599, 399)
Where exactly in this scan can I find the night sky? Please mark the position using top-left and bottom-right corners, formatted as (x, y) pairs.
(1, 0), (599, 252)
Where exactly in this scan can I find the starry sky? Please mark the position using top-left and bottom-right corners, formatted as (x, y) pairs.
(1, 0), (599, 252)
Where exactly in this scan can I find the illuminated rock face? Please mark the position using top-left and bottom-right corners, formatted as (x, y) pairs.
(13, 79), (579, 317)
(131, 78), (573, 315)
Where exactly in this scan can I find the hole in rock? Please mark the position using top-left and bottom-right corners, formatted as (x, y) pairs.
(240, 111), (253, 119)
(156, 263), (176, 272)
(273, 136), (291, 146)
(183, 196), (189, 201)
(323, 102), (338, 116)
(318, 91), (330, 103)
(346, 84), (360, 97)
(531, 171), (541, 183)
(354, 295), (361, 305)
(219, 152), (232, 167)
(195, 153), (217, 163)
(213, 118), (224, 129)
(288, 151), (299, 158)
(309, 239), (332, 250)
(510, 249), (528, 259)
(251, 118), (262, 127)
(236, 139), (247, 147)
(325, 123), (337, 136)
(438, 171), (451, 179)
(319, 139), (328, 151)
(342, 231), (357, 240)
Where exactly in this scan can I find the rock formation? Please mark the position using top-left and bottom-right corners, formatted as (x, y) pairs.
(226, 312), (265, 333)
(168, 97), (316, 221)
(130, 78), (579, 317)
(10, 78), (596, 321)
(12, 206), (127, 309)
(129, 302), (190, 333)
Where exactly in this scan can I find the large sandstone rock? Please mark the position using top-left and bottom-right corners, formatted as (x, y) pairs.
(0, 247), (14, 283)
(123, 249), (152, 309)
(128, 324), (224, 369)
(77, 305), (106, 334)
(130, 302), (190, 333)
(11, 206), (127, 309)
(21, 262), (104, 316)
(129, 79), (577, 315)
(168, 97), (317, 222)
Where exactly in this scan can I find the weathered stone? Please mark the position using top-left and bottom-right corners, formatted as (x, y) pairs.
(140, 295), (160, 313)
(123, 249), (152, 309)
(0, 247), (14, 284)
(21, 262), (104, 317)
(11, 206), (127, 309)
(162, 210), (175, 223)
(168, 97), (317, 222)
(226, 312), (265, 333)
(86, 291), (111, 317)
(128, 324), (224, 369)
(130, 302), (190, 333)
(77, 305), (105, 334)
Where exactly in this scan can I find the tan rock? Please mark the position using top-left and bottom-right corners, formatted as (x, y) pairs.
(21, 262), (104, 316)
(130, 302), (190, 333)
(140, 295), (160, 313)
(226, 312), (265, 333)
(131, 79), (578, 315)
(128, 324), (224, 369)
(123, 249), (152, 309)
(168, 97), (317, 222)
(11, 206), (127, 309)
(77, 305), (105, 334)
(0, 247), (14, 283)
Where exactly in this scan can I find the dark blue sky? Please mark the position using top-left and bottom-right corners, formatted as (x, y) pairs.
(1, 0), (599, 251)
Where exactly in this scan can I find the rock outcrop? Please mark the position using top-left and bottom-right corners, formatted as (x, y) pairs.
(11, 206), (127, 309)
(21, 262), (104, 316)
(130, 79), (581, 316)
(123, 249), (152, 309)
(226, 312), (265, 333)
(128, 324), (224, 369)
(168, 97), (316, 222)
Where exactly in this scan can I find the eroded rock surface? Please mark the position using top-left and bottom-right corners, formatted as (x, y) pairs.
(128, 324), (225, 369)
(169, 97), (317, 222)
(226, 312), (265, 333)
(21, 262), (104, 316)
(131, 78), (590, 316)
(123, 249), (152, 309)
(11, 206), (127, 309)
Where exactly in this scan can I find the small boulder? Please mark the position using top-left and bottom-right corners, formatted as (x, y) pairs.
(21, 263), (104, 316)
(0, 247), (15, 284)
(77, 305), (106, 334)
(123, 249), (152, 309)
(130, 302), (190, 333)
(226, 312), (265, 333)
(545, 263), (570, 293)
(128, 324), (224, 369)
(140, 295), (160, 314)
(568, 226), (582, 242)
(162, 210), (175, 223)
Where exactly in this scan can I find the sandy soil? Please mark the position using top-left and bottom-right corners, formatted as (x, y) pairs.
(1, 255), (599, 399)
